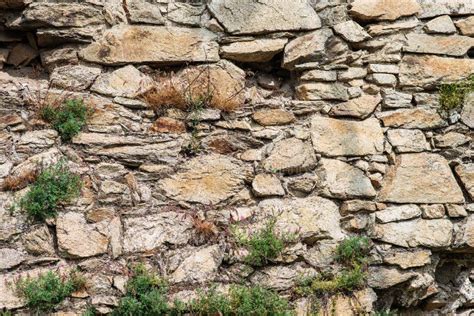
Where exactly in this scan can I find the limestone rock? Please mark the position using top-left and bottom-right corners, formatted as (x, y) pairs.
(368, 266), (416, 289)
(6, 43), (37, 67)
(456, 16), (474, 36)
(263, 138), (317, 175)
(310, 116), (385, 156)
(367, 73), (397, 87)
(80, 25), (219, 65)
(159, 154), (252, 204)
(57, 212), (109, 258)
(36, 25), (105, 47)
(446, 204), (468, 218)
(0, 248), (24, 270)
(91, 65), (152, 98)
(252, 109), (295, 126)
(462, 92), (474, 129)
(333, 20), (371, 43)
(320, 289), (377, 316)
(387, 129), (430, 153)
(375, 205), (422, 223)
(167, 3), (204, 26)
(317, 158), (376, 199)
(434, 132), (470, 148)
(378, 108), (446, 130)
(404, 34), (474, 57)
(296, 82), (349, 101)
(383, 250), (431, 269)
(0, 0), (30, 9)
(455, 164), (474, 200)
(170, 245), (223, 284)
(123, 212), (193, 253)
(150, 117), (186, 134)
(23, 2), (104, 27)
(455, 215), (474, 249)
(382, 89), (412, 109)
(208, 0), (321, 35)
(50, 64), (101, 91)
(379, 153), (464, 203)
(282, 29), (333, 69)
(22, 225), (55, 255)
(349, 0), (421, 21)
(127, 0), (164, 25)
(399, 55), (474, 88)
(259, 196), (345, 242)
(424, 15), (456, 34)
(220, 39), (288, 63)
(250, 265), (316, 291)
(373, 218), (454, 247)
(330, 94), (381, 118)
(252, 174), (285, 197)
(300, 70), (337, 82)
(417, 0), (474, 19)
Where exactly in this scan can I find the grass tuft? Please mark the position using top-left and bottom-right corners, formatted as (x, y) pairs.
(439, 75), (474, 113)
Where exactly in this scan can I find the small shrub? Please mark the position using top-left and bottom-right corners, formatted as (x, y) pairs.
(189, 286), (233, 315)
(439, 75), (474, 113)
(236, 219), (286, 266)
(17, 161), (81, 221)
(336, 236), (370, 266)
(16, 270), (82, 313)
(40, 98), (91, 141)
(82, 306), (97, 316)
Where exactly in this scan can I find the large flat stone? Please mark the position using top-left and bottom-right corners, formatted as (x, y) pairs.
(404, 34), (474, 57)
(373, 218), (453, 248)
(23, 2), (104, 27)
(159, 154), (252, 204)
(455, 164), (474, 200)
(350, 0), (421, 21)
(378, 108), (446, 130)
(399, 55), (474, 88)
(220, 38), (288, 63)
(310, 116), (385, 156)
(330, 94), (382, 119)
(379, 153), (465, 203)
(296, 82), (349, 101)
(417, 0), (474, 18)
(80, 25), (219, 65)
(91, 65), (153, 98)
(263, 138), (317, 175)
(208, 0), (321, 35)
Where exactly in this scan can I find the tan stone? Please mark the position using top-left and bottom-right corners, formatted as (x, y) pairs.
(386, 129), (430, 153)
(404, 34), (474, 57)
(170, 245), (222, 284)
(399, 55), (474, 88)
(462, 92), (474, 129)
(375, 205), (422, 223)
(22, 225), (55, 255)
(252, 109), (295, 126)
(252, 174), (285, 197)
(383, 250), (431, 269)
(159, 154), (252, 204)
(455, 164), (474, 200)
(373, 218), (454, 247)
(0, 248), (24, 270)
(263, 138), (317, 175)
(330, 94), (381, 119)
(418, 0), (474, 19)
(350, 0), (421, 21)
(91, 65), (153, 98)
(208, 0), (321, 35)
(319, 289), (377, 316)
(368, 266), (416, 289)
(296, 82), (349, 101)
(23, 2), (103, 27)
(150, 117), (186, 134)
(456, 16), (474, 36)
(379, 153), (464, 204)
(80, 25), (219, 65)
(221, 39), (288, 63)
(310, 116), (385, 156)
(378, 108), (446, 130)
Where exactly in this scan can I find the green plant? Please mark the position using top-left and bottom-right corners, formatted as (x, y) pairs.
(112, 264), (170, 316)
(189, 286), (233, 315)
(82, 306), (97, 316)
(336, 236), (370, 266)
(439, 75), (474, 113)
(372, 309), (398, 316)
(41, 98), (91, 141)
(16, 270), (82, 313)
(17, 161), (81, 221)
(236, 219), (286, 267)
(0, 311), (13, 316)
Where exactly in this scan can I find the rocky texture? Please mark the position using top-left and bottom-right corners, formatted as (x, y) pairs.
(349, 0), (421, 21)
(379, 153), (465, 203)
(80, 25), (219, 65)
(404, 34), (474, 57)
(378, 108), (446, 130)
(462, 92), (474, 129)
(252, 174), (285, 197)
(330, 94), (381, 118)
(91, 65), (152, 98)
(310, 116), (384, 156)
(455, 164), (474, 199)
(263, 138), (317, 175)
(50, 64), (101, 91)
(208, 0), (321, 35)
(386, 129), (430, 153)
(333, 21), (371, 43)
(220, 39), (288, 63)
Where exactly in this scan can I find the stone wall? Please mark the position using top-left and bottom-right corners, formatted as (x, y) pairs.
(1, 0), (474, 314)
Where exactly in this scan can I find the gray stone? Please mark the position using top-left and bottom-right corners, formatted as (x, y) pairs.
(417, 0), (474, 19)
(378, 108), (446, 130)
(91, 65), (152, 98)
(0, 248), (24, 270)
(424, 15), (456, 34)
(330, 94), (381, 119)
(378, 153), (465, 204)
(127, 0), (164, 25)
(404, 34), (474, 57)
(368, 266), (416, 289)
(350, 0), (421, 21)
(221, 38), (287, 63)
(170, 245), (223, 284)
(387, 129), (430, 153)
(296, 82), (349, 101)
(300, 70), (337, 82)
(168, 3), (204, 26)
(338, 67), (368, 81)
(333, 20), (371, 43)
(462, 92), (474, 129)
(317, 158), (376, 199)
(23, 2), (104, 27)
(367, 73), (397, 87)
(50, 64), (101, 91)
(434, 132), (470, 148)
(80, 25), (219, 65)
(375, 205), (422, 223)
(368, 64), (399, 74)
(252, 174), (285, 197)
(250, 265), (316, 291)
(263, 138), (317, 175)
(208, 0), (321, 35)
(382, 89), (412, 109)
(22, 225), (55, 255)
(311, 116), (385, 156)
(447, 204), (468, 218)
(383, 250), (431, 269)
(160, 154), (252, 204)
(455, 164), (474, 200)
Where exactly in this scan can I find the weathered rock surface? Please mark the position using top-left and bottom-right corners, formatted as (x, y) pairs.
(387, 129), (430, 153)
(250, 265), (316, 291)
(80, 25), (219, 65)
(425, 15), (456, 34)
(50, 64), (101, 91)
(22, 225), (55, 255)
(379, 153), (464, 203)
(368, 266), (416, 289)
(378, 108), (446, 130)
(399, 55), (474, 88)
(317, 158), (376, 199)
(23, 2), (104, 27)
(220, 39), (288, 63)
(455, 164), (474, 199)
(462, 92), (474, 129)
(208, 0), (321, 35)
(0, 248), (24, 270)
(349, 0), (421, 21)
(252, 174), (285, 197)
(383, 249), (431, 269)
(91, 65), (152, 98)
(170, 245), (223, 284)
(375, 205), (422, 223)
(333, 20), (371, 43)
(296, 82), (349, 101)
(330, 94), (381, 118)
(127, 0), (164, 25)
(311, 116), (385, 156)
(252, 109), (295, 126)
(417, 0), (474, 18)
(404, 34), (474, 57)
(373, 218), (454, 247)
(159, 154), (252, 204)
(456, 16), (474, 36)
(263, 138), (317, 175)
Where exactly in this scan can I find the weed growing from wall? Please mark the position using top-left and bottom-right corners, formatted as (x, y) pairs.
(439, 75), (474, 114)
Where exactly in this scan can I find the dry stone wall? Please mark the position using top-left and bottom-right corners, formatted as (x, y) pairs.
(1, 0), (474, 314)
